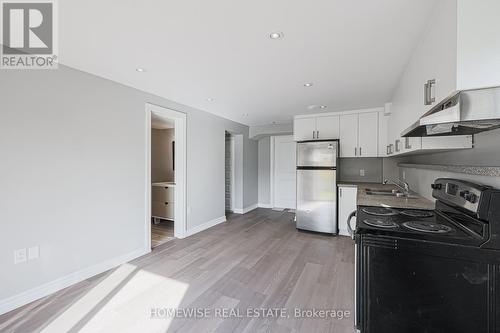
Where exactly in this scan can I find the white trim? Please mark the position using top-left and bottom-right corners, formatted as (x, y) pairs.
(185, 216), (226, 237)
(293, 106), (384, 119)
(0, 248), (147, 316)
(258, 203), (272, 208)
(233, 204), (258, 214)
(146, 103), (187, 242)
(269, 136), (275, 208)
(230, 135), (236, 211)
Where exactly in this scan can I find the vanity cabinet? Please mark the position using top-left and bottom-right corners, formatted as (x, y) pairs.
(152, 184), (175, 220)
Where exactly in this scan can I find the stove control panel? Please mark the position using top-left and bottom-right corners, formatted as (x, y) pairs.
(432, 178), (488, 214)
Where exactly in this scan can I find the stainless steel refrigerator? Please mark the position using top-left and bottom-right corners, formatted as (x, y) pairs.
(296, 140), (339, 234)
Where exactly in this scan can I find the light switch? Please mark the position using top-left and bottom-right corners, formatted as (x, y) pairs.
(14, 248), (27, 264)
(360, 169), (366, 177)
(28, 246), (39, 260)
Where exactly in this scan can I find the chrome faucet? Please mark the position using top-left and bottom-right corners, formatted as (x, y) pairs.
(383, 178), (410, 196)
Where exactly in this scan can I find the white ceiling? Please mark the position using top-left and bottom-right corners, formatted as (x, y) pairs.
(59, 0), (436, 126)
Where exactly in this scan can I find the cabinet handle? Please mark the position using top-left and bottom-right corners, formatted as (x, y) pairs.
(359, 147), (362, 156)
(339, 188), (342, 197)
(354, 147), (357, 156)
(165, 202), (169, 205)
(313, 131), (316, 139)
(386, 145), (391, 155)
(424, 79), (436, 105)
(395, 140), (401, 152)
(316, 130), (319, 139)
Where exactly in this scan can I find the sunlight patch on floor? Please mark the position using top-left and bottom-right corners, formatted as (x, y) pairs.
(41, 264), (189, 333)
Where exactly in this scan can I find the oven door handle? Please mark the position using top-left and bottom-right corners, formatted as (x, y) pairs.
(347, 210), (356, 240)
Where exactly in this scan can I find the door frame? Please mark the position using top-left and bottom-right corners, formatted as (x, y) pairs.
(270, 135), (296, 209)
(145, 103), (187, 251)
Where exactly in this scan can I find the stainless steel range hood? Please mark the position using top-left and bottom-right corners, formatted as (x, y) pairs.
(401, 86), (500, 137)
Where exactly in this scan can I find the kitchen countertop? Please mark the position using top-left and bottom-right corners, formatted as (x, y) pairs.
(338, 181), (435, 210)
(152, 182), (176, 187)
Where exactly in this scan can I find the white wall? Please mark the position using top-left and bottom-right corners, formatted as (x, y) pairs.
(258, 137), (271, 206)
(0, 65), (258, 308)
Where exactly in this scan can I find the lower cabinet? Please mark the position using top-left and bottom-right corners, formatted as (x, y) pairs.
(338, 185), (357, 236)
(152, 185), (175, 220)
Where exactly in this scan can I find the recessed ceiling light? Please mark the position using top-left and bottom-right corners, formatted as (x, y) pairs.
(242, 113), (249, 117)
(207, 98), (214, 102)
(136, 68), (146, 72)
(269, 32), (284, 39)
(319, 105), (327, 109)
(304, 82), (313, 87)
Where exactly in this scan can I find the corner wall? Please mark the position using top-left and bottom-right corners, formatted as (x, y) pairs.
(0, 65), (258, 311)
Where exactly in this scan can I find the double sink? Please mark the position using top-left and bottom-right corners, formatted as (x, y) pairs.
(365, 188), (419, 199)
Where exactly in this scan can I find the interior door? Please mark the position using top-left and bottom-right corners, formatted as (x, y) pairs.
(273, 135), (297, 209)
(339, 114), (359, 157)
(358, 112), (379, 157)
(293, 117), (316, 141)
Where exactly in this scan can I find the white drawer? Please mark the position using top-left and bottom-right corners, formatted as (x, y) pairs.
(152, 186), (174, 203)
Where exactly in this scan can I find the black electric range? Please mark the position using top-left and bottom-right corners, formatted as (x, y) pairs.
(352, 178), (500, 333)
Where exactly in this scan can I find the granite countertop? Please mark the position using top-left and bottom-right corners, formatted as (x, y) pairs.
(338, 181), (435, 210)
(152, 182), (176, 187)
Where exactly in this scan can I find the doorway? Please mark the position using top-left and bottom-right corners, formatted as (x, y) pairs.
(271, 135), (297, 210)
(225, 132), (235, 213)
(146, 103), (187, 251)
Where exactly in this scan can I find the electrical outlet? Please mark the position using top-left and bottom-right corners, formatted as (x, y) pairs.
(360, 169), (366, 177)
(28, 246), (39, 260)
(14, 248), (27, 264)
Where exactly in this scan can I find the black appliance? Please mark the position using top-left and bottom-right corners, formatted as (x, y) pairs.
(349, 178), (500, 333)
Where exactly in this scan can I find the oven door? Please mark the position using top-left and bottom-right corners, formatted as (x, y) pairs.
(358, 235), (494, 333)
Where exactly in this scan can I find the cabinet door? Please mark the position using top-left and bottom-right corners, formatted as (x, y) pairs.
(316, 115), (340, 140)
(358, 112), (378, 157)
(293, 117), (316, 141)
(339, 114), (358, 157)
(378, 112), (389, 157)
(338, 186), (357, 236)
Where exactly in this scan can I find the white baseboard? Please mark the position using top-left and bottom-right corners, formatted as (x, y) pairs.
(233, 203), (258, 214)
(258, 203), (272, 209)
(185, 215), (226, 237)
(0, 247), (147, 316)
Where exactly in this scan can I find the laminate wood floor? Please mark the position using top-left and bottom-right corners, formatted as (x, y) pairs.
(152, 220), (175, 248)
(0, 209), (355, 333)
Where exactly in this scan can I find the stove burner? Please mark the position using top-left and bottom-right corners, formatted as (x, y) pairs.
(400, 210), (434, 218)
(363, 218), (398, 228)
(362, 207), (399, 216)
(402, 221), (453, 234)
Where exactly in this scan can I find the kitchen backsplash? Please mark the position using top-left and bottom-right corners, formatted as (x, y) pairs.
(339, 157), (383, 183)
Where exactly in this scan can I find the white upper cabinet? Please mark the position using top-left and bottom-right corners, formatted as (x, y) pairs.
(316, 115), (340, 140)
(294, 110), (382, 157)
(293, 117), (316, 141)
(338, 111), (379, 158)
(384, 0), (499, 157)
(357, 112), (378, 157)
(293, 115), (340, 141)
(339, 114), (358, 158)
(456, 0), (500, 90)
